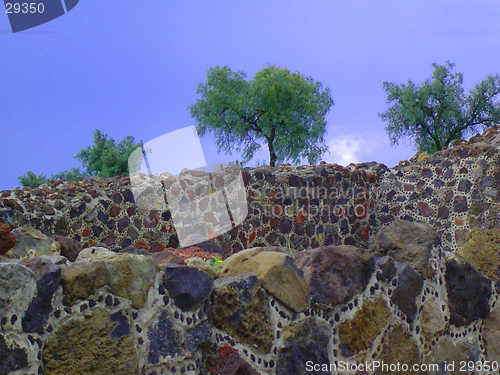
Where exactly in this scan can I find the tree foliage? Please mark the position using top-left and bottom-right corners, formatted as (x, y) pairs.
(18, 171), (49, 188)
(75, 129), (144, 178)
(379, 62), (500, 153)
(189, 65), (334, 166)
(18, 130), (144, 188)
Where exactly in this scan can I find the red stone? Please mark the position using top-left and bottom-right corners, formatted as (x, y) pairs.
(127, 206), (136, 216)
(294, 211), (307, 224)
(82, 228), (92, 237)
(355, 205), (367, 219)
(207, 345), (258, 375)
(248, 231), (256, 243)
(152, 243), (165, 252)
(109, 206), (121, 217)
(360, 227), (369, 242)
(417, 202), (434, 217)
(153, 250), (186, 265)
(268, 190), (277, 202)
(103, 234), (116, 246)
(274, 205), (283, 216)
(167, 246), (224, 262)
(270, 218), (280, 229)
(135, 241), (149, 250)
(0, 223), (16, 255)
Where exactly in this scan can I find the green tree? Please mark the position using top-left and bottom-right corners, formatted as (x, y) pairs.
(50, 167), (88, 181)
(379, 62), (500, 153)
(75, 129), (145, 178)
(18, 130), (145, 188)
(18, 170), (49, 188)
(189, 65), (334, 167)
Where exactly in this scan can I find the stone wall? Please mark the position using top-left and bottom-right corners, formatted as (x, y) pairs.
(1, 125), (500, 374)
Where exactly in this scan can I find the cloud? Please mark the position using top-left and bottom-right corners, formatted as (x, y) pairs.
(324, 134), (368, 166)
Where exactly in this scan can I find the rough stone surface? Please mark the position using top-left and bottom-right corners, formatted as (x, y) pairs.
(77, 247), (158, 309)
(483, 307), (500, 363)
(164, 265), (213, 311)
(0, 333), (29, 374)
(185, 320), (211, 353)
(170, 245), (225, 262)
(276, 318), (331, 375)
(60, 260), (110, 306)
(339, 298), (391, 356)
(209, 274), (274, 353)
(185, 256), (219, 279)
(0, 263), (36, 317)
(152, 250), (186, 266)
(424, 336), (480, 375)
(206, 345), (259, 375)
(445, 257), (491, 327)
(42, 307), (138, 375)
(376, 325), (421, 375)
(1, 126), (500, 373)
(21, 257), (61, 334)
(390, 263), (424, 322)
(220, 247), (309, 312)
(8, 226), (60, 258)
(458, 228), (500, 281)
(420, 298), (447, 343)
(0, 223), (16, 255)
(53, 234), (83, 262)
(370, 220), (440, 279)
(293, 245), (374, 309)
(148, 310), (183, 364)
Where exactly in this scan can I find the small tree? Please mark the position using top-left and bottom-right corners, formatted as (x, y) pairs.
(18, 171), (49, 188)
(50, 167), (88, 181)
(189, 65), (334, 166)
(379, 62), (500, 153)
(18, 130), (145, 188)
(75, 129), (145, 178)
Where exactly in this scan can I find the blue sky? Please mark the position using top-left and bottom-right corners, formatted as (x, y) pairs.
(1, 0), (500, 190)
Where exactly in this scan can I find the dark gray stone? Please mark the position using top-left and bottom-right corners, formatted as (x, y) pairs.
(445, 258), (491, 327)
(276, 318), (330, 375)
(109, 310), (131, 339)
(148, 310), (182, 364)
(164, 265), (213, 311)
(391, 263), (424, 322)
(0, 333), (28, 375)
(185, 320), (211, 353)
(21, 258), (61, 334)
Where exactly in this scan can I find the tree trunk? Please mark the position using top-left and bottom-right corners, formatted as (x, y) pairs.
(269, 148), (277, 167)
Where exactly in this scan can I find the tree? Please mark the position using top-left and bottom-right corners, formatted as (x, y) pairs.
(18, 171), (49, 188)
(75, 129), (145, 178)
(189, 65), (334, 167)
(379, 62), (500, 153)
(50, 167), (88, 181)
(18, 130), (145, 188)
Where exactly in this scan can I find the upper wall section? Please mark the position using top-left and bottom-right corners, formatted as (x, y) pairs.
(1, 125), (500, 256)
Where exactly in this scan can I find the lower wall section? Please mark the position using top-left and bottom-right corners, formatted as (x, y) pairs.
(1, 220), (500, 375)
